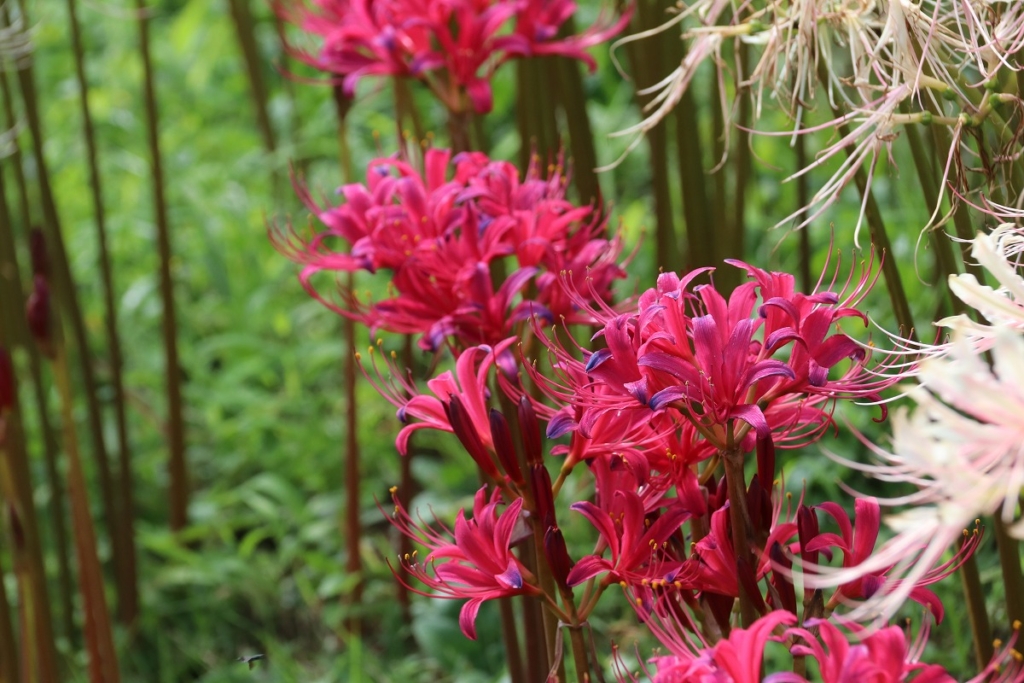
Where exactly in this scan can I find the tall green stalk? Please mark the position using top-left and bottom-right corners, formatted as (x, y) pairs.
(554, 21), (601, 205)
(0, 538), (17, 683)
(134, 0), (189, 530)
(66, 0), (139, 625)
(630, 0), (677, 271)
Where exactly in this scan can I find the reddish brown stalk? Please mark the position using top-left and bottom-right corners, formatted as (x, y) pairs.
(66, 0), (139, 625)
(722, 448), (757, 628)
(8, 0), (123, 572)
(52, 345), (121, 683)
(228, 0), (276, 156)
(135, 0), (189, 530)
(331, 85), (364, 634)
(794, 133), (812, 293)
(0, 315), (57, 683)
(0, 541), (17, 683)
(630, 0), (677, 271)
(498, 598), (526, 683)
(0, 137), (75, 645)
(724, 40), (751, 288)
(960, 549), (994, 669)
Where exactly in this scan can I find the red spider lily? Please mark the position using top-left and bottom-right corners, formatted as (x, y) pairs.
(769, 619), (957, 683)
(646, 610), (795, 683)
(275, 149), (624, 352)
(361, 340), (514, 458)
(386, 486), (538, 639)
(533, 259), (892, 464)
(279, 0), (630, 113)
(794, 498), (980, 624)
(567, 490), (693, 587)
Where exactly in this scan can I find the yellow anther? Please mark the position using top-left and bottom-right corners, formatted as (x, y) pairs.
(389, 486), (398, 494)
(355, 352), (362, 360)
(391, 351), (398, 359)
(1015, 620), (1022, 630)
(995, 639), (1004, 649)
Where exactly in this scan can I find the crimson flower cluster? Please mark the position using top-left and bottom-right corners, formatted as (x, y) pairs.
(278, 0), (630, 112)
(276, 148), (624, 353)
(534, 258), (892, 469)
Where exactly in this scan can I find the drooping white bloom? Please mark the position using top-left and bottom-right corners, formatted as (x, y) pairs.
(803, 328), (1024, 625)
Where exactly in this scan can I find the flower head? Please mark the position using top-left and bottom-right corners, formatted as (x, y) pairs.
(386, 486), (537, 639)
(276, 149), (624, 352)
(280, 0), (630, 112)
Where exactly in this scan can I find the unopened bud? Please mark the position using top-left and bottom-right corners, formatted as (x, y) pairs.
(26, 275), (53, 353)
(489, 409), (523, 485)
(544, 526), (573, 590)
(518, 396), (543, 467)
(29, 228), (48, 278)
(0, 347), (13, 414)
(529, 464), (556, 529)
(444, 396), (501, 481)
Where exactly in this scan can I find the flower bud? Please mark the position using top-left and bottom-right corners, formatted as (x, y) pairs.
(518, 396), (543, 466)
(544, 526), (573, 590)
(26, 275), (53, 353)
(0, 347), (13, 414)
(489, 409), (523, 486)
(444, 395), (501, 481)
(529, 464), (556, 529)
(797, 505), (820, 566)
(756, 434), (775, 492)
(29, 228), (48, 278)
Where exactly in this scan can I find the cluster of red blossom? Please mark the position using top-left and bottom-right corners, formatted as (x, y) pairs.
(279, 146), (1024, 679)
(275, 149), (625, 353)
(278, 0), (629, 112)
(276, 0), (1024, 678)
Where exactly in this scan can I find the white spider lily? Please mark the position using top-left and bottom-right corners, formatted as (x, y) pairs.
(803, 328), (1024, 626)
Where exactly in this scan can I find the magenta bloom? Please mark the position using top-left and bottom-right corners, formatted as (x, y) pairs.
(387, 486), (537, 639)
(279, 0), (631, 113)
(276, 149), (624, 352)
(648, 611), (795, 683)
(535, 259), (893, 460)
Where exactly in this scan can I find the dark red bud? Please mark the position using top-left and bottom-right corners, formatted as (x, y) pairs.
(444, 395), (501, 481)
(797, 505), (820, 566)
(489, 409), (523, 485)
(736, 556), (768, 616)
(518, 396), (543, 466)
(29, 228), (48, 278)
(7, 504), (23, 552)
(756, 434), (775, 492)
(26, 275), (52, 351)
(544, 526), (573, 590)
(769, 542), (797, 614)
(529, 464), (556, 529)
(0, 347), (13, 413)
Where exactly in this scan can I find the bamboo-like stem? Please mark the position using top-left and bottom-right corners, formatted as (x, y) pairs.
(708, 73), (727, 266)
(630, 0), (677, 271)
(0, 147), (75, 646)
(671, 39), (714, 270)
(8, 0), (122, 568)
(498, 597), (526, 683)
(228, 0), (276, 156)
(567, 625), (592, 683)
(0, 540), (17, 683)
(538, 59), (560, 162)
(66, 0), (139, 626)
(0, 310), (58, 683)
(903, 119), (966, 317)
(818, 71), (915, 336)
(960, 553), (994, 669)
(135, 0), (189, 530)
(52, 345), (120, 683)
(721, 448), (757, 627)
(795, 133), (812, 292)
(516, 61), (531, 170)
(994, 516), (1024, 626)
(331, 85), (363, 635)
(728, 41), (751, 273)
(0, 67), (30, 238)
(554, 21), (600, 205)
